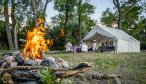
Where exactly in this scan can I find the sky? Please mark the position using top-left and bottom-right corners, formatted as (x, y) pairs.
(46, 0), (114, 23)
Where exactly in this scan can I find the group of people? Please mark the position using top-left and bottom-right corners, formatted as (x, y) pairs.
(65, 40), (97, 53)
(65, 40), (116, 53)
(98, 42), (116, 52)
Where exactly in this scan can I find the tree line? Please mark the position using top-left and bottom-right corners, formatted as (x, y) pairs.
(0, 0), (146, 50)
(100, 0), (146, 49)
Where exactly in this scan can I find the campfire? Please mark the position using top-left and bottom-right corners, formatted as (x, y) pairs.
(0, 18), (104, 84)
(22, 18), (52, 60)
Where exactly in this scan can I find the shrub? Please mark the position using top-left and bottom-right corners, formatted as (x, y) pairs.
(39, 68), (61, 84)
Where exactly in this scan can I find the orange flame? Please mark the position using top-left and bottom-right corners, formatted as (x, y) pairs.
(60, 29), (64, 37)
(47, 39), (53, 46)
(23, 18), (49, 59)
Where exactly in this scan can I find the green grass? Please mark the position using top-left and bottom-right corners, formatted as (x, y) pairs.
(46, 52), (146, 84)
(0, 51), (145, 83)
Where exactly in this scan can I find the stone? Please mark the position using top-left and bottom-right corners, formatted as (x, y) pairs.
(41, 58), (59, 69)
(10, 62), (18, 67)
(15, 55), (24, 65)
(56, 58), (69, 68)
(35, 59), (43, 65)
(2, 62), (10, 68)
(23, 60), (37, 66)
(3, 56), (15, 64)
(0, 60), (4, 66)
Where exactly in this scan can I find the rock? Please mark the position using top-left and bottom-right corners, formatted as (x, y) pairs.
(10, 62), (18, 67)
(47, 57), (56, 62)
(2, 62), (10, 68)
(3, 56), (15, 64)
(15, 55), (24, 65)
(23, 60), (37, 66)
(41, 58), (59, 69)
(0, 60), (4, 66)
(35, 59), (43, 65)
(56, 58), (69, 68)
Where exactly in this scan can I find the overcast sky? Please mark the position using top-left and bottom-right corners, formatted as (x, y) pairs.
(46, 0), (114, 23)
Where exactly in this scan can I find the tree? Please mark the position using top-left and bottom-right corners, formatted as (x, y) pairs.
(53, 0), (95, 44)
(54, 0), (77, 42)
(11, 0), (18, 50)
(0, 0), (52, 50)
(4, 0), (14, 50)
(77, 0), (95, 42)
(101, 0), (146, 49)
(113, 0), (121, 29)
(77, 0), (82, 42)
(43, 0), (52, 20)
(31, 0), (37, 25)
(0, 20), (8, 49)
(100, 8), (116, 27)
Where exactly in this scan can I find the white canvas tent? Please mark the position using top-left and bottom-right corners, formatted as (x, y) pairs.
(83, 25), (140, 53)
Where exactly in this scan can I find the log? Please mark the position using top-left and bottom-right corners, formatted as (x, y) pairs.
(55, 66), (91, 78)
(0, 64), (121, 84)
(91, 74), (121, 84)
(0, 62), (92, 79)
(0, 66), (46, 75)
(91, 73), (121, 80)
(11, 69), (40, 82)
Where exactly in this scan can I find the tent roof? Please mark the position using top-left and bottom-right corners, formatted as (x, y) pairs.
(83, 25), (139, 42)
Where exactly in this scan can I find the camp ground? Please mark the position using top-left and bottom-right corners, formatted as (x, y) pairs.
(83, 25), (140, 53)
(0, 0), (146, 84)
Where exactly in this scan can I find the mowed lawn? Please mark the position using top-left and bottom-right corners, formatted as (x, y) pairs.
(47, 52), (146, 84)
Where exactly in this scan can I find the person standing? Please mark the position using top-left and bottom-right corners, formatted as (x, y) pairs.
(92, 40), (97, 51)
(65, 40), (72, 52)
(81, 41), (88, 53)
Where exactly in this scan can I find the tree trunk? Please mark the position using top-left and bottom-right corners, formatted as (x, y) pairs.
(31, 0), (37, 25)
(43, 0), (51, 21)
(117, 0), (121, 29)
(113, 0), (121, 29)
(78, 0), (82, 42)
(64, 0), (69, 42)
(14, 26), (18, 50)
(117, 8), (121, 29)
(11, 0), (18, 50)
(4, 0), (14, 50)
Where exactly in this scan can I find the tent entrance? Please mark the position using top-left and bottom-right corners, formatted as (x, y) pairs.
(85, 32), (113, 42)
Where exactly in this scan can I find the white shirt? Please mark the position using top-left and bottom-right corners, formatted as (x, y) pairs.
(81, 43), (88, 52)
(92, 43), (96, 51)
(65, 42), (72, 52)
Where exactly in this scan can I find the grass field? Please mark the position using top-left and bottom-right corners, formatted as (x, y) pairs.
(0, 51), (146, 84)
(47, 52), (146, 84)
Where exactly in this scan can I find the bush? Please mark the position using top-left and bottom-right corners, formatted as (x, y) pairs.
(39, 68), (61, 84)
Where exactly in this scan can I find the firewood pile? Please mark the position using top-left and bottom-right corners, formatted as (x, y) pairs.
(0, 52), (121, 84)
(0, 52), (93, 84)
